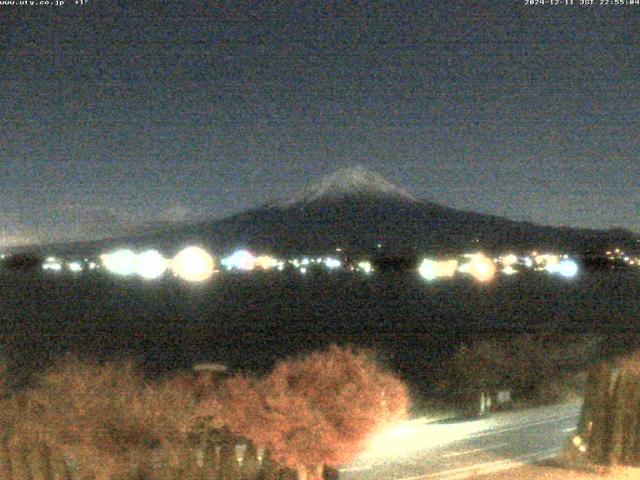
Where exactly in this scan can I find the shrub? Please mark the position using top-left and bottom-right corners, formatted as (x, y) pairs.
(9, 357), (226, 479)
(449, 334), (601, 406)
(220, 344), (410, 480)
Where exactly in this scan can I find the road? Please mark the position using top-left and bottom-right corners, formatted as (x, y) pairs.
(340, 402), (582, 480)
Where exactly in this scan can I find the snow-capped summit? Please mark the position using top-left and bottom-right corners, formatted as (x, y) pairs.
(272, 166), (416, 208)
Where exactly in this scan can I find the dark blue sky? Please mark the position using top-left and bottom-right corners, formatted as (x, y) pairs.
(1, 1), (638, 246)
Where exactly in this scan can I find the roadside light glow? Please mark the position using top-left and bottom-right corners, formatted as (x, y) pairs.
(43, 261), (62, 272)
(67, 261), (83, 273)
(502, 265), (518, 275)
(324, 257), (341, 269)
(459, 253), (495, 282)
(418, 259), (458, 281)
(358, 261), (373, 274)
(171, 246), (215, 282)
(101, 249), (137, 276)
(221, 250), (256, 271)
(502, 254), (518, 266)
(557, 259), (579, 278)
(359, 417), (491, 463)
(134, 249), (167, 280)
(255, 255), (279, 270)
(418, 259), (438, 281)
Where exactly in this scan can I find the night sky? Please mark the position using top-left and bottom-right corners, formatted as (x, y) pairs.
(1, 1), (639, 247)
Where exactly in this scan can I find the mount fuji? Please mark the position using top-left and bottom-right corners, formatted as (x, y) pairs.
(267, 166), (417, 207)
(31, 166), (639, 257)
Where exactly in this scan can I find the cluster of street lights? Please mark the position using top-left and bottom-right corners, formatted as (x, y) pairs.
(37, 246), (586, 284)
(417, 251), (580, 283)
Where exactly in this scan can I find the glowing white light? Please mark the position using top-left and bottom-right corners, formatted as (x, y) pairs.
(221, 250), (255, 271)
(255, 255), (279, 270)
(88, 262), (97, 270)
(459, 253), (495, 282)
(557, 259), (578, 278)
(171, 246), (216, 282)
(358, 261), (373, 274)
(502, 265), (518, 275)
(101, 249), (137, 276)
(418, 259), (438, 281)
(67, 261), (83, 273)
(523, 257), (533, 268)
(545, 254), (560, 266)
(135, 249), (167, 280)
(300, 267), (307, 274)
(418, 259), (458, 281)
(501, 254), (518, 267)
(324, 257), (341, 269)
(43, 261), (62, 272)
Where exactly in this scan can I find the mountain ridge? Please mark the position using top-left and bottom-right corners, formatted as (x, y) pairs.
(8, 168), (639, 257)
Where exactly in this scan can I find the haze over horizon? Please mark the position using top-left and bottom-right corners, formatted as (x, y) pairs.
(2, 1), (639, 247)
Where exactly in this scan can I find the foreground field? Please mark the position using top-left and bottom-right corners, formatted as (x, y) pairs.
(1, 269), (638, 390)
(479, 462), (640, 479)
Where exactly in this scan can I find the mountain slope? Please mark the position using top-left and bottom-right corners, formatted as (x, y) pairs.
(28, 167), (640, 257)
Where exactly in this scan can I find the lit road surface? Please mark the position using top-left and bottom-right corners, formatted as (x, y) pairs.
(340, 402), (581, 480)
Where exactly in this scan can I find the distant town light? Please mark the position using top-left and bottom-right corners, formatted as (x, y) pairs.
(501, 254), (518, 267)
(135, 249), (167, 280)
(221, 250), (256, 271)
(459, 253), (495, 282)
(43, 260), (63, 272)
(557, 259), (579, 278)
(324, 257), (341, 269)
(101, 249), (137, 276)
(255, 255), (279, 270)
(358, 261), (373, 274)
(418, 259), (438, 281)
(171, 246), (216, 282)
(502, 265), (518, 275)
(418, 259), (458, 281)
(67, 261), (83, 273)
